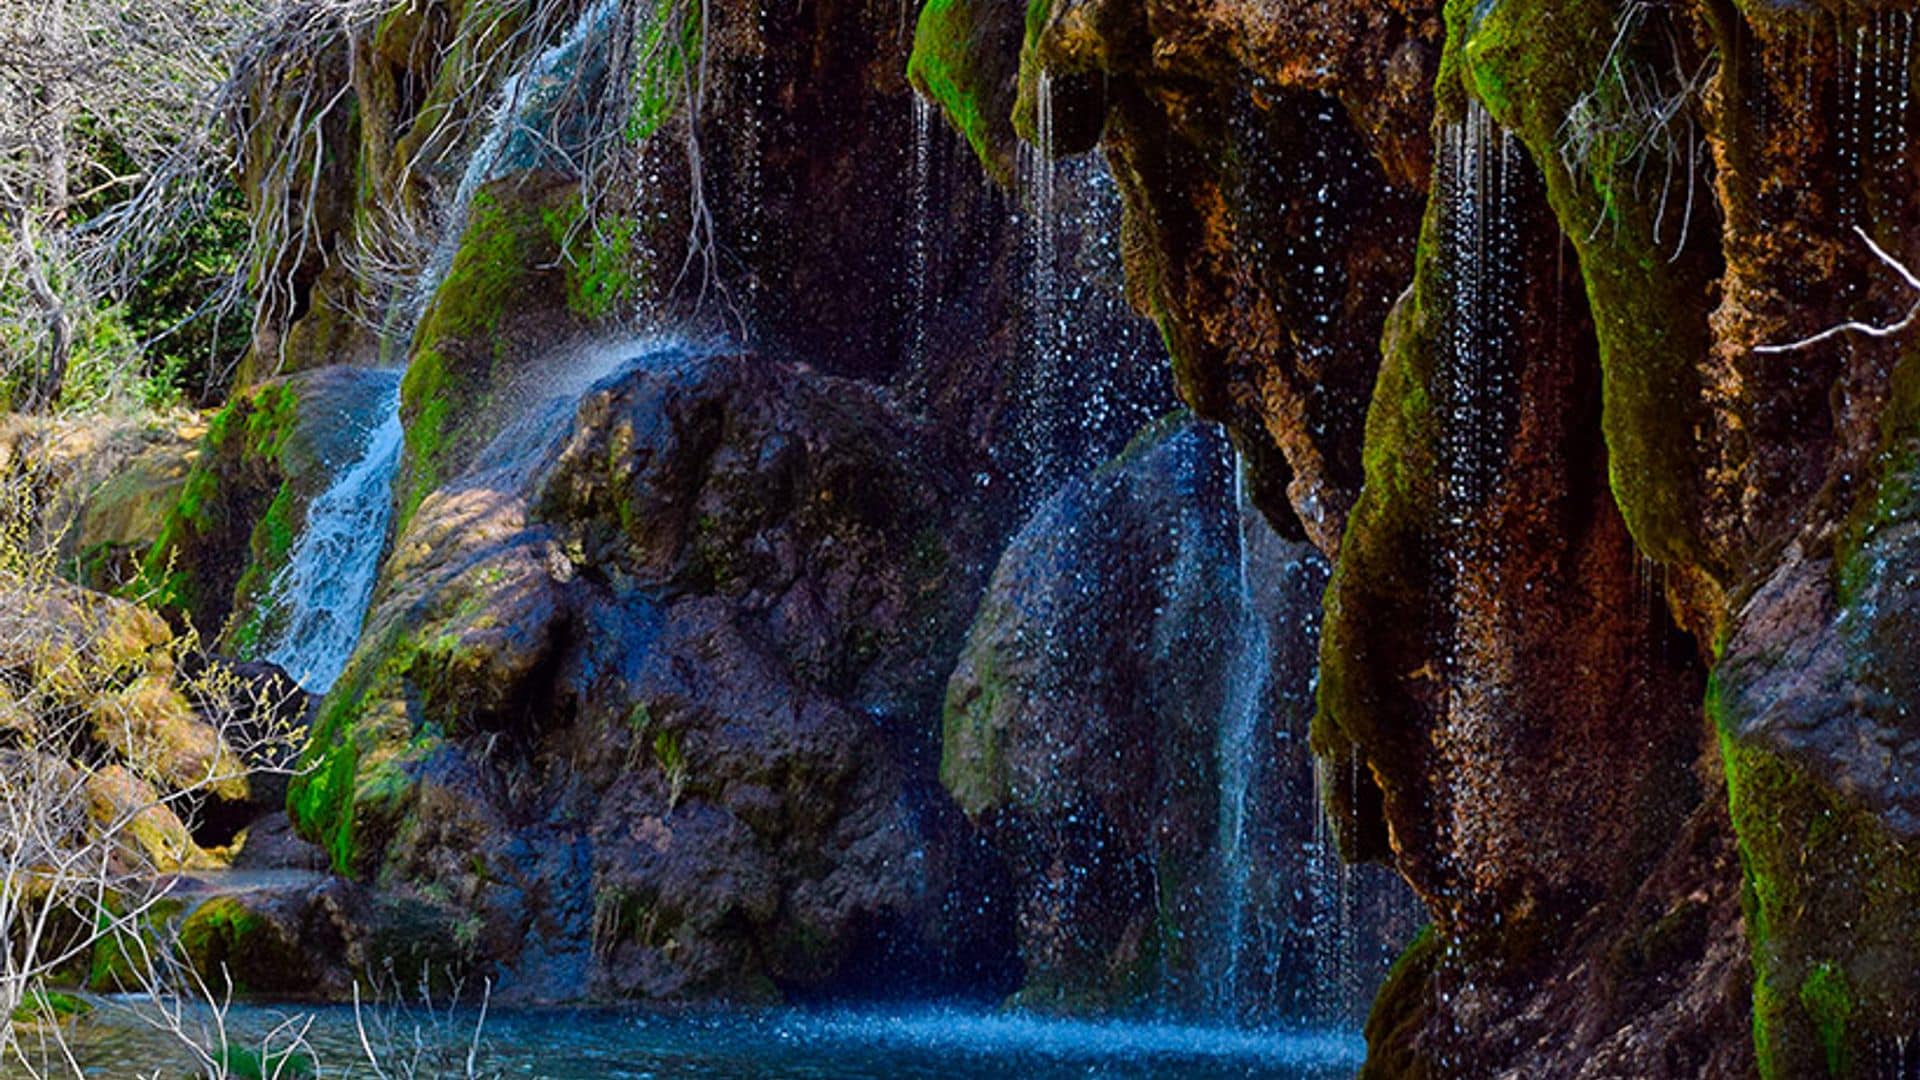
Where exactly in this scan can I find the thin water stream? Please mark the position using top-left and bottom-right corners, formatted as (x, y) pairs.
(258, 374), (404, 694)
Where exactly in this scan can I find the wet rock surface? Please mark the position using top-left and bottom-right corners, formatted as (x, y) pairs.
(946, 415), (1416, 1018)
(292, 351), (1020, 1003)
(926, 0), (1920, 1073)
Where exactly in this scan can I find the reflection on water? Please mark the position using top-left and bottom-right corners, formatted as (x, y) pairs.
(9, 1001), (1364, 1078)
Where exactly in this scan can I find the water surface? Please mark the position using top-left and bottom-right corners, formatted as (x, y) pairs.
(13, 1002), (1364, 1078)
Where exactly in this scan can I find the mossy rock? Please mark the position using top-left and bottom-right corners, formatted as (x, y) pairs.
(1714, 676), (1920, 1078)
(1010, 0), (1113, 158)
(179, 896), (315, 997)
(1310, 205), (1445, 866)
(397, 175), (582, 531)
(908, 0), (1025, 182)
(1446, 0), (1718, 573)
(136, 380), (301, 634)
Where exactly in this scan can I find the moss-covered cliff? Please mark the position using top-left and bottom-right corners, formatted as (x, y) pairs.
(920, 0), (1920, 1072)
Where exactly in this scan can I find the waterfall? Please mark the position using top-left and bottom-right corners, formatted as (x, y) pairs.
(410, 0), (621, 320)
(258, 374), (405, 693)
(256, 0), (630, 695)
(1835, 9), (1917, 230)
(998, 85), (1169, 509)
(1306, 754), (1354, 1021)
(1427, 102), (1525, 1040)
(1012, 71), (1070, 500)
(1212, 455), (1270, 1021)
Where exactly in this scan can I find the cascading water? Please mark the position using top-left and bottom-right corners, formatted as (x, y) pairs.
(1016, 71), (1066, 494)
(910, 93), (934, 369)
(257, 373), (404, 693)
(1211, 456), (1270, 1021)
(1427, 99), (1524, 1058)
(997, 98), (1167, 508)
(262, 0), (624, 691)
(410, 0), (622, 319)
(1835, 9), (1916, 231)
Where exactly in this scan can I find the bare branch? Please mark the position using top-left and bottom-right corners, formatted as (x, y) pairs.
(1754, 226), (1920, 354)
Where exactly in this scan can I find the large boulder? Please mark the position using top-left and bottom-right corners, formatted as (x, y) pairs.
(292, 350), (1019, 1003)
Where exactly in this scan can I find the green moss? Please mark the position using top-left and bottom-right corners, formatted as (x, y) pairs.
(136, 380), (304, 630)
(398, 344), (453, 523)
(1449, 0), (1717, 573)
(225, 481), (301, 655)
(652, 728), (687, 810)
(288, 626), (436, 877)
(1713, 673), (1920, 1078)
(1359, 924), (1440, 1079)
(625, 0), (703, 143)
(10, 990), (91, 1025)
(908, 0), (1018, 183)
(398, 182), (572, 530)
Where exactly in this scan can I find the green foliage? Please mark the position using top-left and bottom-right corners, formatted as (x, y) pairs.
(206, 1045), (314, 1076)
(652, 728), (687, 810)
(209, 1044), (318, 1080)
(626, 0), (704, 143)
(119, 180), (255, 408)
(9, 990), (91, 1025)
(1, 172), (250, 416)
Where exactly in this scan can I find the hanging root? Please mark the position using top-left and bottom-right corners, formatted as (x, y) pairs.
(1556, 0), (1716, 258)
(1753, 227), (1920, 354)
